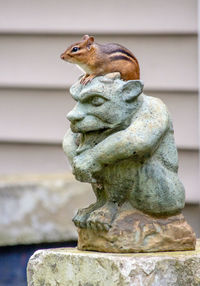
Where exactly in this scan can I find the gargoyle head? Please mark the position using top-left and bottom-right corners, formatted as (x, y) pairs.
(67, 73), (144, 134)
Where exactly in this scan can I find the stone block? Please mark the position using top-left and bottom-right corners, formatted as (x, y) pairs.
(27, 240), (200, 286)
(0, 173), (94, 246)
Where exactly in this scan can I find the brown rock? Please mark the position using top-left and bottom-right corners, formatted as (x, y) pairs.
(78, 208), (196, 253)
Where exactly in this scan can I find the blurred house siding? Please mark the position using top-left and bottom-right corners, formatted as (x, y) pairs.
(0, 0), (199, 204)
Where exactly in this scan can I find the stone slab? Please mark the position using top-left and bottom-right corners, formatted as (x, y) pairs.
(0, 173), (94, 246)
(27, 239), (200, 286)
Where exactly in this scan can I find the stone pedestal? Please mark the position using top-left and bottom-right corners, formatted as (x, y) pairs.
(27, 240), (200, 286)
(78, 209), (196, 253)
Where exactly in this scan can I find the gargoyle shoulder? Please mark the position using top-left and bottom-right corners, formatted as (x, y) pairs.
(138, 94), (169, 125)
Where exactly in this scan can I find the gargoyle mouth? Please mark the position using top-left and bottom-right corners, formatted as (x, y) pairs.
(70, 123), (112, 134)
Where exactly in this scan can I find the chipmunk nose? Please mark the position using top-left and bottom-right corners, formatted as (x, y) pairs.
(60, 53), (65, 60)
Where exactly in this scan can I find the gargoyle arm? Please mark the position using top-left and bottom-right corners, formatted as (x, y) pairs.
(91, 97), (169, 165)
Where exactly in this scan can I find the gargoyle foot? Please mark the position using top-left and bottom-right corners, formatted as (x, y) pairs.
(73, 202), (104, 229)
(86, 202), (118, 232)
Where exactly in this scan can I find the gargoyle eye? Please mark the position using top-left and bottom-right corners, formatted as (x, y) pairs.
(91, 96), (106, 106)
(71, 46), (79, 52)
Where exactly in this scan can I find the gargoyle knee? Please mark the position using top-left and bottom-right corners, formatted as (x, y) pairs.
(130, 160), (185, 216)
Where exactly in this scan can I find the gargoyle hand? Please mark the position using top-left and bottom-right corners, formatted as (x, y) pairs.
(72, 150), (101, 183)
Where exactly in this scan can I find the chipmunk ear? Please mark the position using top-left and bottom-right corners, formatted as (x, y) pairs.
(82, 35), (94, 44)
(87, 36), (94, 48)
(82, 35), (89, 41)
(121, 80), (144, 102)
(83, 35), (94, 50)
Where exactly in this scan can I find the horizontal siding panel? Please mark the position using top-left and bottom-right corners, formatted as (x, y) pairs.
(0, 143), (70, 175)
(178, 149), (199, 203)
(0, 88), (70, 143)
(0, 88), (198, 149)
(0, 143), (198, 202)
(0, 35), (198, 91)
(0, 0), (197, 34)
(148, 91), (199, 149)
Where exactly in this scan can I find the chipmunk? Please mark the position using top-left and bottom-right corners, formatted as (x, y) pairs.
(60, 35), (140, 85)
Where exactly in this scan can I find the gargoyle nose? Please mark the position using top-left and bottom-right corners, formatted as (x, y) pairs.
(67, 110), (85, 123)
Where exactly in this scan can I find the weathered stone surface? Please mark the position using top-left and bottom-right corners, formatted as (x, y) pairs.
(0, 173), (93, 246)
(78, 207), (196, 253)
(27, 240), (200, 286)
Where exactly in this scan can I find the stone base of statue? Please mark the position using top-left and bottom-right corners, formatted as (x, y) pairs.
(77, 208), (196, 253)
(27, 240), (200, 286)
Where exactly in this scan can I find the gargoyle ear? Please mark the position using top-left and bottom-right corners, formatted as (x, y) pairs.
(121, 80), (144, 102)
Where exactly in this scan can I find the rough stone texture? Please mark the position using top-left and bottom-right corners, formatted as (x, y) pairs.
(0, 173), (94, 246)
(27, 240), (200, 286)
(78, 208), (196, 253)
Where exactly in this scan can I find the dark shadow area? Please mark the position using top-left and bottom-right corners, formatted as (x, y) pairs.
(0, 241), (77, 286)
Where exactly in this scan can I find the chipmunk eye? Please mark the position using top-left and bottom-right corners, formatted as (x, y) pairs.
(71, 46), (79, 52)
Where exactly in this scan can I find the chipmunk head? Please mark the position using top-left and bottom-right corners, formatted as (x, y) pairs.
(60, 35), (94, 64)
